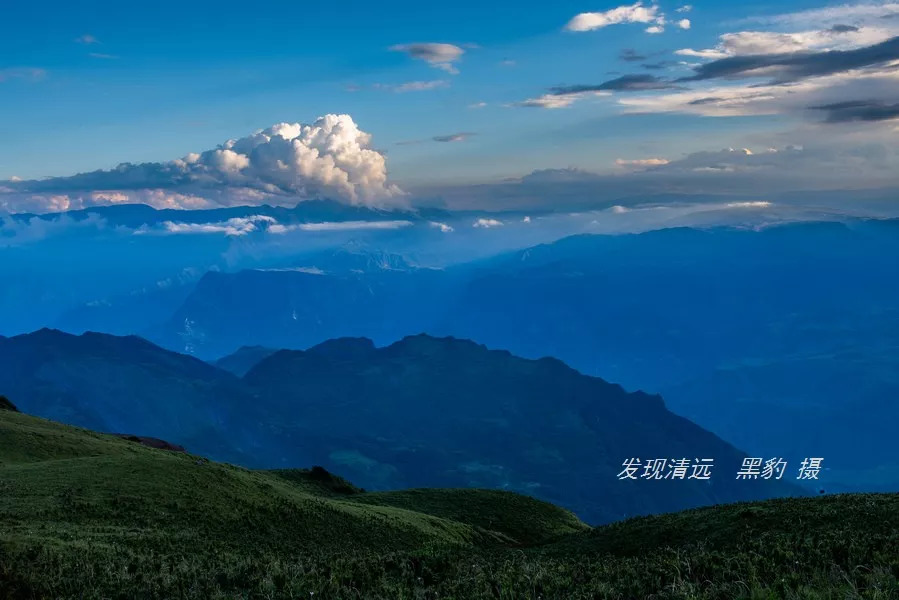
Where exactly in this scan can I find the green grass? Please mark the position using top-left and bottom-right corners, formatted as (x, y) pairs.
(1, 409), (896, 599)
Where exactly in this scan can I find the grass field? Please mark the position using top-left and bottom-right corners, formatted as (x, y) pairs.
(1, 407), (896, 599)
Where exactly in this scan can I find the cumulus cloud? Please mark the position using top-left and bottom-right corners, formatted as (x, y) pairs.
(390, 43), (465, 74)
(565, 2), (665, 32)
(473, 218), (504, 228)
(1, 114), (406, 213)
(677, 19), (691, 30)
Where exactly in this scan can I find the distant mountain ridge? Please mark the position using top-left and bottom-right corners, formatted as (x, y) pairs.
(0, 328), (800, 523)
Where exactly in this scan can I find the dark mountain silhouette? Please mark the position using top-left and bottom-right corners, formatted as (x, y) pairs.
(214, 345), (278, 376)
(0, 395), (17, 412)
(0, 329), (799, 523)
(0, 329), (250, 459)
(240, 333), (800, 523)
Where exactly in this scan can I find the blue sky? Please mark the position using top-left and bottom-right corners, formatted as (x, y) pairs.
(2, 0), (898, 212)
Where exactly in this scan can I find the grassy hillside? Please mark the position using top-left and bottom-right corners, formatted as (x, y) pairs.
(1, 409), (896, 599)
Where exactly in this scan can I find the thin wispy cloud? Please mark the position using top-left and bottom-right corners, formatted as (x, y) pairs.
(0, 68), (46, 83)
(432, 132), (476, 143)
(387, 80), (450, 93)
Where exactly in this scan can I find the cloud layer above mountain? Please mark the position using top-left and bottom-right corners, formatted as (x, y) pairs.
(0, 114), (405, 214)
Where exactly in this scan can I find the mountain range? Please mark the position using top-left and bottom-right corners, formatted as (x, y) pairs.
(134, 221), (899, 494)
(0, 328), (799, 524)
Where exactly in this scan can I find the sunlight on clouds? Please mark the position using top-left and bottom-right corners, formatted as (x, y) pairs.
(565, 2), (665, 32)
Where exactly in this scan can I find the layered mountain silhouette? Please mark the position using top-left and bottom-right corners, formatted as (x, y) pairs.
(142, 221), (899, 493)
(0, 329), (798, 523)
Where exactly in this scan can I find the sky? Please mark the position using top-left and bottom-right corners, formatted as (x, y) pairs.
(1, 0), (898, 213)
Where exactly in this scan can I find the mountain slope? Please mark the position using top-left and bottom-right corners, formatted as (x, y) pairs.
(0, 329), (251, 458)
(1, 408), (894, 599)
(242, 334), (801, 523)
(214, 345), (278, 376)
(149, 267), (454, 357)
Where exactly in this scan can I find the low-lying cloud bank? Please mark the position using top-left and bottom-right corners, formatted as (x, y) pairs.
(0, 114), (406, 214)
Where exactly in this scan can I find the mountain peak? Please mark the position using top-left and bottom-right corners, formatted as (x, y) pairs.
(307, 337), (376, 360)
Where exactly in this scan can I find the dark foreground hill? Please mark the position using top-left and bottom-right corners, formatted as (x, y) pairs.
(1, 329), (800, 524)
(0, 409), (896, 600)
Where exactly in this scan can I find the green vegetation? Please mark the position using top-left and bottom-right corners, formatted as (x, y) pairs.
(1, 409), (897, 599)
(0, 395), (15, 412)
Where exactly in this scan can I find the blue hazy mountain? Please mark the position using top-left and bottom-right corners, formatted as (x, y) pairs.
(141, 220), (899, 494)
(0, 328), (800, 524)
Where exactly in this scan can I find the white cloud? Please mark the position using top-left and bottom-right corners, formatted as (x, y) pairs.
(676, 4), (692, 13)
(147, 215), (277, 237)
(675, 48), (730, 59)
(743, 3), (899, 28)
(472, 218), (504, 228)
(522, 216), (531, 223)
(677, 19), (691, 30)
(617, 67), (899, 119)
(269, 220), (413, 233)
(75, 34), (99, 44)
(677, 16), (899, 59)
(726, 201), (773, 208)
(468, 101), (488, 109)
(512, 91), (610, 109)
(565, 2), (665, 32)
(615, 157), (671, 167)
(645, 25), (665, 34)
(429, 221), (454, 232)
(512, 94), (581, 109)
(1, 114), (406, 213)
(389, 43), (465, 74)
